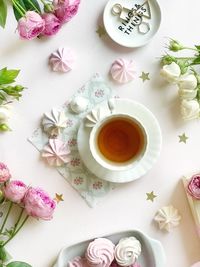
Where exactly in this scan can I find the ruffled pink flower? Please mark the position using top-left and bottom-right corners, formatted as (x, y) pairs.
(18, 11), (45, 40)
(3, 180), (27, 203)
(54, 0), (80, 23)
(188, 174), (200, 200)
(23, 187), (56, 220)
(0, 163), (11, 183)
(42, 13), (61, 36)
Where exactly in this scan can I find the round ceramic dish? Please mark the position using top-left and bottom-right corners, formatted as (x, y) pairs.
(103, 0), (161, 48)
(53, 229), (166, 267)
(77, 98), (162, 183)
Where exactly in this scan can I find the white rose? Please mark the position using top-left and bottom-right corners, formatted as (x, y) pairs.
(180, 99), (200, 120)
(178, 88), (197, 100)
(0, 105), (12, 123)
(160, 62), (181, 83)
(178, 74), (197, 90)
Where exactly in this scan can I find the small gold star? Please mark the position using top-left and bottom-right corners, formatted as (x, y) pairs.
(146, 191), (157, 202)
(139, 72), (150, 82)
(178, 133), (188, 144)
(54, 193), (64, 204)
(96, 25), (106, 38)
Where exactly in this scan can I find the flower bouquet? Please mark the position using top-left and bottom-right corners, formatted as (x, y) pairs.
(0, 67), (25, 132)
(0, 163), (56, 267)
(160, 39), (200, 121)
(0, 0), (80, 39)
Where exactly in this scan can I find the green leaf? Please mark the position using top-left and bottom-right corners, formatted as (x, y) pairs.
(0, 246), (9, 262)
(13, 0), (41, 21)
(192, 57), (200, 65)
(0, 0), (7, 28)
(0, 124), (11, 132)
(6, 261), (32, 267)
(0, 68), (20, 85)
(195, 45), (200, 50)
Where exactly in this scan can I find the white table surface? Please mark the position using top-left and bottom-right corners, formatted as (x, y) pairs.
(0, 0), (200, 266)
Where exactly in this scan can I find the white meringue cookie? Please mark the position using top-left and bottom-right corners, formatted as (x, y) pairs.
(115, 237), (141, 266)
(49, 47), (75, 73)
(85, 108), (105, 128)
(110, 58), (135, 84)
(70, 96), (88, 114)
(42, 108), (67, 136)
(154, 205), (181, 232)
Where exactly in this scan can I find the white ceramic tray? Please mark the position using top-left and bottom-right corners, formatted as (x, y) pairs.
(53, 230), (166, 267)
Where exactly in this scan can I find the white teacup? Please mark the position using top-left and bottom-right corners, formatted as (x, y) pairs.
(89, 113), (148, 171)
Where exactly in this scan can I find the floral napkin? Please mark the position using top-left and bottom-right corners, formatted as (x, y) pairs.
(29, 74), (116, 207)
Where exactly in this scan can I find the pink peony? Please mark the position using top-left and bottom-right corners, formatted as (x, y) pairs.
(23, 187), (56, 220)
(3, 180), (27, 203)
(18, 11), (45, 40)
(42, 13), (61, 36)
(187, 174), (200, 200)
(54, 0), (80, 23)
(0, 163), (11, 183)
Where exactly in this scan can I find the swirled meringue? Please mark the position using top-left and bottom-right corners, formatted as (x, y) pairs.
(154, 205), (181, 232)
(41, 138), (71, 166)
(42, 108), (67, 136)
(110, 59), (135, 84)
(114, 237), (141, 266)
(49, 47), (75, 73)
(85, 238), (115, 267)
(85, 108), (105, 128)
(70, 96), (88, 114)
(68, 257), (88, 267)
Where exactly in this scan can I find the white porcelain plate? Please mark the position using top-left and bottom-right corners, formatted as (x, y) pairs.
(53, 230), (166, 267)
(103, 0), (161, 48)
(77, 99), (162, 183)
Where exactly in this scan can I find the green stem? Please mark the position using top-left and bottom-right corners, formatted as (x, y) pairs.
(2, 215), (29, 247)
(12, 0), (25, 16)
(26, 0), (40, 13)
(0, 202), (13, 235)
(40, 0), (46, 6)
(183, 47), (198, 52)
(14, 208), (24, 228)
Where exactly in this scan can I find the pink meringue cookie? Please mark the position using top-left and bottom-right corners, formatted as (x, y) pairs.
(49, 47), (75, 72)
(110, 59), (135, 84)
(85, 238), (115, 267)
(41, 138), (71, 166)
(68, 257), (88, 267)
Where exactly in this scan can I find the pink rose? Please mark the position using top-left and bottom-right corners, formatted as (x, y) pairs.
(0, 163), (11, 183)
(54, 0), (80, 23)
(187, 174), (200, 200)
(18, 11), (45, 40)
(42, 13), (61, 36)
(23, 187), (56, 220)
(3, 180), (27, 203)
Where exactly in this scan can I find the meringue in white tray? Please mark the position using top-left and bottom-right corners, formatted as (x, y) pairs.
(49, 47), (75, 73)
(53, 230), (166, 267)
(70, 96), (89, 114)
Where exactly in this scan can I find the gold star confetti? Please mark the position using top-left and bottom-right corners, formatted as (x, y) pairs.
(146, 191), (157, 202)
(54, 193), (64, 204)
(178, 133), (188, 144)
(139, 72), (150, 82)
(96, 25), (106, 38)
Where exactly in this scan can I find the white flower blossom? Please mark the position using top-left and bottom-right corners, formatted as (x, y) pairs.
(178, 88), (198, 100)
(180, 99), (200, 120)
(160, 62), (181, 83)
(178, 74), (197, 90)
(0, 105), (12, 123)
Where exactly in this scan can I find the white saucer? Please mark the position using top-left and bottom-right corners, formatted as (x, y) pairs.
(77, 99), (162, 183)
(103, 0), (161, 48)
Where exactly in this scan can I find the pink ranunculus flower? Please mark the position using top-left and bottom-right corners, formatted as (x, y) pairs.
(54, 0), (80, 23)
(42, 13), (61, 36)
(187, 174), (200, 200)
(3, 180), (27, 203)
(23, 187), (56, 220)
(0, 163), (11, 183)
(18, 11), (45, 40)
